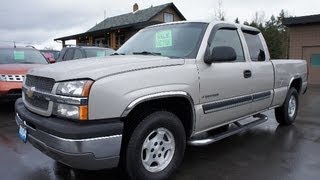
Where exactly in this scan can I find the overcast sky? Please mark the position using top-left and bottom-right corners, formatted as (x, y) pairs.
(1, 0), (319, 50)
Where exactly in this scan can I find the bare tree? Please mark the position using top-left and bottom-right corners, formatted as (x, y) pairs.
(252, 11), (266, 26)
(214, 0), (226, 21)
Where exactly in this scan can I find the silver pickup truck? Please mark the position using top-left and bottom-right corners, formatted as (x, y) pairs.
(15, 21), (307, 179)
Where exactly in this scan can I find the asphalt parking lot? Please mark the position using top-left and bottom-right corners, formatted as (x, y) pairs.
(0, 87), (319, 180)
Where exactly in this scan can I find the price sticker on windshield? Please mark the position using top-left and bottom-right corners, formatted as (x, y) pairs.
(155, 30), (172, 48)
(14, 51), (25, 60)
(96, 51), (106, 57)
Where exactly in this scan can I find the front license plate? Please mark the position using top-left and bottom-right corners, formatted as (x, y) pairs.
(19, 125), (27, 143)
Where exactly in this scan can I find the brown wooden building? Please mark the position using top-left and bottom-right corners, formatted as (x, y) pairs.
(284, 14), (320, 85)
(54, 3), (186, 50)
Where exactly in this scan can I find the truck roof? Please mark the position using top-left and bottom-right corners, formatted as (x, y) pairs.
(146, 20), (261, 34)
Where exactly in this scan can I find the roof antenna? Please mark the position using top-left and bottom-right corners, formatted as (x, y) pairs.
(13, 41), (16, 48)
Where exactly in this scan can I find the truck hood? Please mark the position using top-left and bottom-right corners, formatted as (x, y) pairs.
(0, 64), (44, 75)
(28, 55), (185, 81)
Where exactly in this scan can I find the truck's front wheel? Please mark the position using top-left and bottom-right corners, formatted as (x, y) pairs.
(275, 88), (299, 125)
(125, 111), (186, 180)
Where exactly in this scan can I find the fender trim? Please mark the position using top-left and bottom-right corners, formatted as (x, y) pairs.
(288, 75), (302, 92)
(121, 91), (194, 117)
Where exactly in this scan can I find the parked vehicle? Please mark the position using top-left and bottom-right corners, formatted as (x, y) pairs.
(56, 46), (114, 62)
(0, 47), (48, 101)
(15, 21), (307, 179)
(40, 50), (60, 63)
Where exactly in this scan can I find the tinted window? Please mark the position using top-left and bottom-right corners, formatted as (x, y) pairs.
(117, 23), (208, 58)
(0, 49), (48, 64)
(63, 49), (74, 61)
(243, 33), (265, 61)
(84, 48), (115, 58)
(210, 29), (245, 62)
(73, 49), (83, 59)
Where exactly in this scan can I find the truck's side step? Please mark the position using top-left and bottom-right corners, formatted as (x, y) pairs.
(188, 114), (268, 146)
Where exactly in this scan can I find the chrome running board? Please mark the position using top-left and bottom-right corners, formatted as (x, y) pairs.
(188, 114), (268, 146)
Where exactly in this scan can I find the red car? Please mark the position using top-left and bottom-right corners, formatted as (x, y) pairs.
(0, 47), (49, 101)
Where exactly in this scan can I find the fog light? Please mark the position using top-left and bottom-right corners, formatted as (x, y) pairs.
(54, 104), (88, 120)
(56, 104), (79, 119)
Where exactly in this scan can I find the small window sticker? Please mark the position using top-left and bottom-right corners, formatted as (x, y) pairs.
(155, 30), (172, 48)
(96, 51), (106, 57)
(14, 51), (25, 60)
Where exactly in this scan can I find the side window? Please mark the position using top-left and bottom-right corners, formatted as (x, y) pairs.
(73, 49), (83, 59)
(210, 29), (245, 62)
(63, 49), (74, 61)
(243, 32), (266, 61)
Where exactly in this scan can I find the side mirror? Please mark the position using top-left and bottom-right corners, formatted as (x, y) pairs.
(204, 46), (237, 64)
(47, 57), (56, 63)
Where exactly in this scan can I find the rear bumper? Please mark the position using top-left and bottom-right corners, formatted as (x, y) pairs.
(15, 99), (123, 170)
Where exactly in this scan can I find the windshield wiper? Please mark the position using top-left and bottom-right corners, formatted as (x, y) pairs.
(111, 52), (125, 56)
(132, 51), (161, 56)
(17, 62), (35, 64)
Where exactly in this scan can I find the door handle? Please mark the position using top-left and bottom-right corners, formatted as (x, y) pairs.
(243, 70), (252, 78)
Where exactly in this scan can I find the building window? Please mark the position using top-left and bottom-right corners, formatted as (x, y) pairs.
(116, 34), (125, 48)
(164, 13), (174, 22)
(94, 37), (105, 47)
(311, 54), (320, 67)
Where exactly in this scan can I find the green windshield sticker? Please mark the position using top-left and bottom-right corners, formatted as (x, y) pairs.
(155, 30), (172, 48)
(14, 51), (25, 60)
(96, 51), (105, 57)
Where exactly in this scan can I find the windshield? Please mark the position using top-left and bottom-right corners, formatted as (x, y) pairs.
(116, 22), (208, 58)
(0, 49), (48, 64)
(84, 48), (115, 58)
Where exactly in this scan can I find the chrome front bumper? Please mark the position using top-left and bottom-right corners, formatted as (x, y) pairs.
(15, 113), (122, 170)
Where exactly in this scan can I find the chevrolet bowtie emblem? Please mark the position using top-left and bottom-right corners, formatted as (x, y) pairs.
(26, 87), (36, 98)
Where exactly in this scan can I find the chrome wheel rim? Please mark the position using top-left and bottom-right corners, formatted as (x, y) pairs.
(288, 95), (297, 118)
(141, 128), (175, 173)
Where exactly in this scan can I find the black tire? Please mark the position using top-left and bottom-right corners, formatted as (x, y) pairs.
(125, 111), (186, 180)
(275, 88), (299, 125)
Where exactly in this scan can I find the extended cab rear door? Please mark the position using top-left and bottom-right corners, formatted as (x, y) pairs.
(241, 28), (274, 113)
(197, 24), (254, 132)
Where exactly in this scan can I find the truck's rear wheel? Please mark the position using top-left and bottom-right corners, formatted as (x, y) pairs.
(275, 88), (299, 125)
(125, 111), (186, 180)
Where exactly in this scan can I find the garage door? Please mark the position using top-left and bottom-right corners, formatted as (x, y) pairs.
(303, 47), (320, 85)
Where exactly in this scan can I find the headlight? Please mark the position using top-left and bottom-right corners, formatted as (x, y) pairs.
(56, 80), (93, 97)
(54, 80), (93, 120)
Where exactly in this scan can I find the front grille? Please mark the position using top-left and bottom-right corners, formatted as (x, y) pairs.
(25, 75), (55, 92)
(1, 74), (25, 82)
(25, 95), (49, 110)
(24, 75), (55, 111)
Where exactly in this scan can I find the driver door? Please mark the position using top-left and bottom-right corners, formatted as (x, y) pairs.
(197, 26), (253, 132)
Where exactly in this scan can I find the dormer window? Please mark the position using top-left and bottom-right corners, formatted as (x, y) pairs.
(164, 13), (174, 22)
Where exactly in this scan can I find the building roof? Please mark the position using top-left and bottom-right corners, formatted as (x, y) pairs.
(283, 14), (320, 26)
(55, 2), (186, 41)
(88, 3), (185, 32)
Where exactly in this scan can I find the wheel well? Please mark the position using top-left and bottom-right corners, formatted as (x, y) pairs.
(290, 78), (302, 93)
(123, 97), (194, 138)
